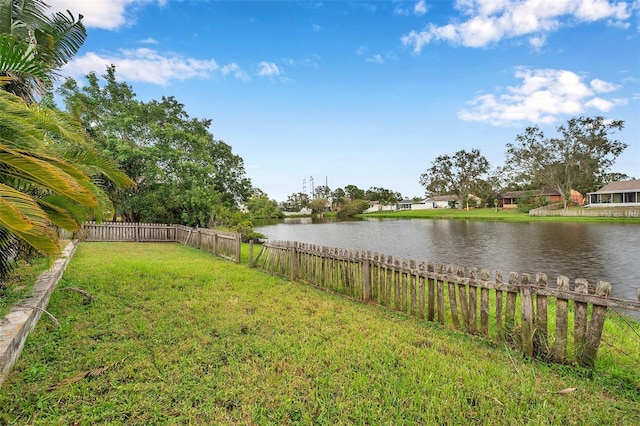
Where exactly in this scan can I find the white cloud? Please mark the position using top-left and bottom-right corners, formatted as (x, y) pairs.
(458, 68), (627, 126)
(140, 38), (158, 44)
(62, 48), (238, 85)
(414, 0), (429, 16)
(221, 63), (250, 82)
(402, 0), (631, 52)
(257, 61), (280, 77)
(590, 78), (620, 92)
(366, 54), (384, 64)
(47, 0), (166, 30)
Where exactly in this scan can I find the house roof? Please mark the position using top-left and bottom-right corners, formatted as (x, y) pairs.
(501, 189), (560, 199)
(592, 179), (640, 194)
(426, 195), (458, 202)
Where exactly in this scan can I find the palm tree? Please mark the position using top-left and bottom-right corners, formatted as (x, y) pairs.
(0, 0), (132, 278)
(0, 89), (132, 253)
(0, 0), (86, 102)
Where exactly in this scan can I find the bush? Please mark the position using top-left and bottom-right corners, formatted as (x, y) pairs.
(516, 191), (549, 213)
(337, 199), (369, 218)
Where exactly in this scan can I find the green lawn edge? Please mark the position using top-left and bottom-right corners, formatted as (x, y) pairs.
(358, 207), (640, 223)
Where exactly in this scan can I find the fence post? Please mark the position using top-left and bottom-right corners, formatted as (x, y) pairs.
(581, 281), (611, 367)
(436, 264), (445, 325)
(362, 254), (371, 303)
(574, 278), (589, 359)
(235, 234), (241, 263)
(135, 222), (139, 242)
(535, 273), (548, 357)
(447, 265), (460, 329)
(520, 273), (534, 357)
(480, 269), (490, 337)
(468, 268), (478, 335)
(506, 272), (518, 343)
(495, 271), (504, 341)
(289, 241), (297, 281)
(554, 276), (570, 363)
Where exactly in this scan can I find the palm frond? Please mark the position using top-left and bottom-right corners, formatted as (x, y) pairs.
(0, 34), (51, 82)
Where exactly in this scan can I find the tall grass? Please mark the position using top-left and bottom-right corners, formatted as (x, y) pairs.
(1, 242), (638, 424)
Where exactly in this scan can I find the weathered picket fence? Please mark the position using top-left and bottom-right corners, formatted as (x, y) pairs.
(253, 240), (640, 367)
(62, 222), (241, 263)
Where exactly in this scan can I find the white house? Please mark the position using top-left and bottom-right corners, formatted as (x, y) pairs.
(412, 195), (459, 210)
(587, 179), (640, 207)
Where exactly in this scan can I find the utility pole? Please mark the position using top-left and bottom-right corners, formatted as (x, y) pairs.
(309, 176), (314, 199)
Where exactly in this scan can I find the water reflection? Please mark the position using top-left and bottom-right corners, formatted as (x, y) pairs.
(256, 218), (640, 302)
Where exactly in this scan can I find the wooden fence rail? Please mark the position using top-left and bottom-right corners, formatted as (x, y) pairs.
(60, 222), (241, 263)
(253, 240), (640, 367)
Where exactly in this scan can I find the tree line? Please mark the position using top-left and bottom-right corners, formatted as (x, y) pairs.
(420, 117), (628, 211)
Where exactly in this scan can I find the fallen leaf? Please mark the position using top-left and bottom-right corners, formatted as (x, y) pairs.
(558, 387), (577, 394)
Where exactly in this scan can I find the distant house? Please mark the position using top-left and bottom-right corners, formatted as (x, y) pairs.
(500, 189), (583, 209)
(587, 179), (640, 207)
(396, 199), (413, 210)
(412, 195), (459, 210)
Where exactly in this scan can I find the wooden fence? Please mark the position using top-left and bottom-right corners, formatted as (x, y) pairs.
(253, 240), (640, 367)
(62, 222), (241, 263)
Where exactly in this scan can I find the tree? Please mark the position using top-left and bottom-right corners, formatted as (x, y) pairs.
(246, 195), (283, 219)
(505, 116), (626, 209)
(0, 90), (132, 276)
(0, 0), (86, 103)
(336, 199), (369, 218)
(313, 185), (331, 200)
(309, 197), (328, 214)
(59, 66), (251, 226)
(419, 149), (490, 210)
(0, 1), (131, 279)
(344, 184), (365, 201)
(285, 192), (309, 212)
(365, 186), (401, 205)
(330, 187), (346, 210)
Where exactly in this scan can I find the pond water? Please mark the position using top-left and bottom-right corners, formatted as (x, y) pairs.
(256, 218), (640, 303)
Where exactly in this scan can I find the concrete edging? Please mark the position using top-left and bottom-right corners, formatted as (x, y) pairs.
(0, 240), (78, 387)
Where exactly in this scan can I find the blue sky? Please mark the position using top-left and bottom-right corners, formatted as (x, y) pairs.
(48, 0), (639, 202)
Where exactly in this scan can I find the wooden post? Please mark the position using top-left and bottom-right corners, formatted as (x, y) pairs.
(468, 268), (478, 335)
(418, 262), (426, 319)
(581, 281), (611, 368)
(386, 255), (393, 307)
(495, 271), (504, 341)
(410, 260), (417, 316)
(249, 240), (254, 268)
(480, 269), (490, 337)
(520, 273), (534, 357)
(427, 263), (435, 322)
(401, 259), (409, 312)
(447, 265), (460, 330)
(506, 272), (518, 343)
(289, 241), (297, 281)
(371, 253), (379, 302)
(436, 264), (445, 325)
(554, 276), (570, 363)
(394, 258), (401, 311)
(535, 273), (548, 357)
(362, 255), (371, 303)
(574, 278), (589, 359)
(135, 222), (139, 242)
(457, 266), (469, 332)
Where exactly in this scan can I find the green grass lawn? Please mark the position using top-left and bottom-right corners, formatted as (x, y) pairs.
(1, 242), (639, 424)
(362, 207), (640, 223)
